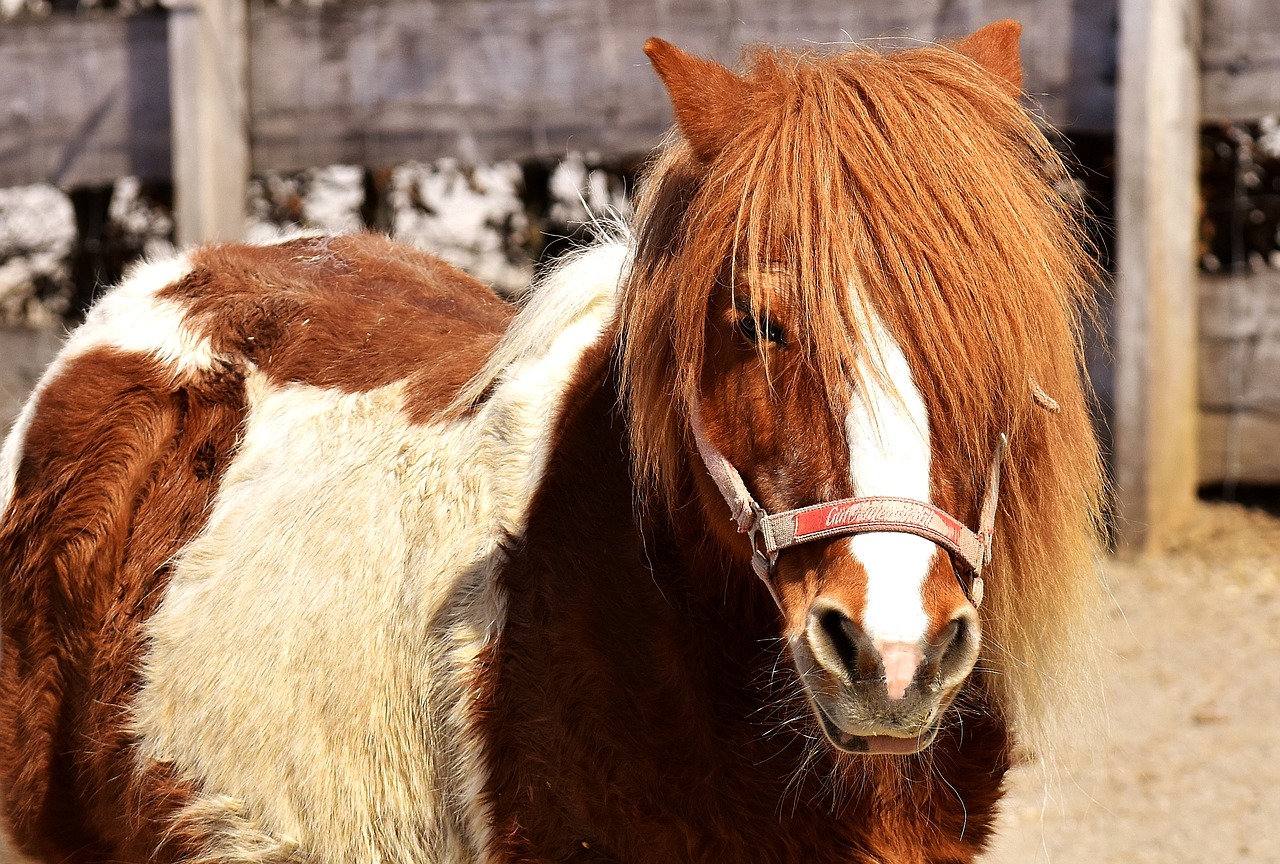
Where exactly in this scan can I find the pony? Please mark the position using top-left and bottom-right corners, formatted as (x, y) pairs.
(0, 20), (1104, 863)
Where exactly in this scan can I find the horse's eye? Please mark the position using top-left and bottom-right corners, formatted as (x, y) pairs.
(737, 313), (785, 346)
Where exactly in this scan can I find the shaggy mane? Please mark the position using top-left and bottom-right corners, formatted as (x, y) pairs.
(619, 41), (1105, 753)
(449, 240), (630, 413)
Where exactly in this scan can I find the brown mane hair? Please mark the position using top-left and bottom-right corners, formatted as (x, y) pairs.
(619, 38), (1105, 751)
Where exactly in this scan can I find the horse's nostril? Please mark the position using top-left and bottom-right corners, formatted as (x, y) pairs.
(818, 608), (859, 673)
(940, 618), (967, 666)
(932, 611), (980, 687)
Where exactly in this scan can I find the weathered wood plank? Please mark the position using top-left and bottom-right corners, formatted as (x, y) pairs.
(1199, 270), (1280, 412)
(1200, 411), (1280, 484)
(0, 11), (171, 188)
(0, 1), (1118, 190)
(1201, 0), (1280, 122)
(1114, 0), (1202, 550)
(18, 0), (1280, 190)
(168, 0), (249, 244)
(1198, 270), (1280, 484)
(246, 0), (1117, 174)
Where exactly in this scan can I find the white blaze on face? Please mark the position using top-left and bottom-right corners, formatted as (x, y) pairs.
(845, 312), (938, 646)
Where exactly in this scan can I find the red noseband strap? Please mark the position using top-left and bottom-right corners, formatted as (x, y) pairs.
(690, 404), (1008, 608)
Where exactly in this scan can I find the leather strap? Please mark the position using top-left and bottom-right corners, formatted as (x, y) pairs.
(690, 402), (1007, 607)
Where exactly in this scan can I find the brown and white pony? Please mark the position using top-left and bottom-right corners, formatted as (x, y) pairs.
(0, 21), (1104, 864)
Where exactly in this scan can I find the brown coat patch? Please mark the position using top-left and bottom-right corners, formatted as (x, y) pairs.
(0, 349), (244, 861)
(166, 234), (514, 420)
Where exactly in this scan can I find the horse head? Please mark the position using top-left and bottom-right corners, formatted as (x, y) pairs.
(622, 22), (1100, 757)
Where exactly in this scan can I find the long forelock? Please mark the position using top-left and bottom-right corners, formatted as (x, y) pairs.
(623, 40), (1105, 755)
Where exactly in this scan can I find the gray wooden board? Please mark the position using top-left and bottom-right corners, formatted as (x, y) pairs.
(1201, 0), (1280, 122)
(0, 0), (1119, 187)
(245, 0), (1116, 172)
(1200, 270), (1280, 413)
(0, 11), (171, 189)
(9, 0), (1280, 189)
(168, 0), (250, 244)
(1113, 0), (1202, 548)
(1200, 411), (1280, 484)
(1198, 271), (1280, 483)
(1190, 0), (1280, 483)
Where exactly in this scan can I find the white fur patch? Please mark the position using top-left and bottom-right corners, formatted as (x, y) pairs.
(131, 242), (628, 862)
(68, 254), (215, 375)
(845, 311), (939, 646)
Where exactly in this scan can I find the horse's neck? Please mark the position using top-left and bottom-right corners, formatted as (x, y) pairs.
(479, 345), (803, 848)
(485, 336), (787, 729)
(528, 342), (776, 630)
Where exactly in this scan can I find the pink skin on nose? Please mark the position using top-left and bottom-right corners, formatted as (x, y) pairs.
(876, 641), (924, 701)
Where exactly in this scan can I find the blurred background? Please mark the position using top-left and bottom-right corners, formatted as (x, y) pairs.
(0, 0), (1276, 861)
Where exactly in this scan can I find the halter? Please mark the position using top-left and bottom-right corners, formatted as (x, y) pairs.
(690, 404), (1007, 609)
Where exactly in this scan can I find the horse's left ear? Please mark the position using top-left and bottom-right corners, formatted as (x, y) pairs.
(644, 38), (749, 162)
(953, 19), (1023, 90)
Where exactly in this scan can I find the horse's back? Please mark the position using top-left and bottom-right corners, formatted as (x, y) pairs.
(168, 233), (514, 412)
(0, 233), (519, 861)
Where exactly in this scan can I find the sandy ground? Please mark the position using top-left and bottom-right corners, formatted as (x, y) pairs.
(984, 501), (1280, 864)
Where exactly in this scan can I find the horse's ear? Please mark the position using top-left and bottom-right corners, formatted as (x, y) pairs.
(952, 19), (1023, 90)
(644, 38), (748, 162)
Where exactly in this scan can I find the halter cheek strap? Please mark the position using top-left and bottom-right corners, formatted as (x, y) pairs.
(690, 403), (1007, 608)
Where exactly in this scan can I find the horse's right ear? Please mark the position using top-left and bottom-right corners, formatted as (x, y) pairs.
(644, 38), (748, 163)
(952, 20), (1023, 90)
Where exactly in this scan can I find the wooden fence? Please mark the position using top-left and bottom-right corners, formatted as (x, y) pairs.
(0, 0), (1277, 548)
(0, 0), (1118, 192)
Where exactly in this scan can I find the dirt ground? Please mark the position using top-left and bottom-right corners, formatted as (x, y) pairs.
(984, 500), (1280, 864)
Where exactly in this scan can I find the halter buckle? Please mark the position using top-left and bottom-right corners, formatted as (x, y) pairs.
(745, 501), (777, 578)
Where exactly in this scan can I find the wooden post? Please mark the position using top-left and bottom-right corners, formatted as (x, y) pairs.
(1114, 0), (1202, 551)
(166, 0), (249, 245)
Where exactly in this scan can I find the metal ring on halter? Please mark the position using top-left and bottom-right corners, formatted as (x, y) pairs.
(745, 502), (777, 579)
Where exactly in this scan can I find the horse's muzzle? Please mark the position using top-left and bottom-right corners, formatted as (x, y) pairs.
(790, 600), (981, 754)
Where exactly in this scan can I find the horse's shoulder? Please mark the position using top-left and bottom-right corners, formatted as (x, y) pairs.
(0, 335), (244, 850)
